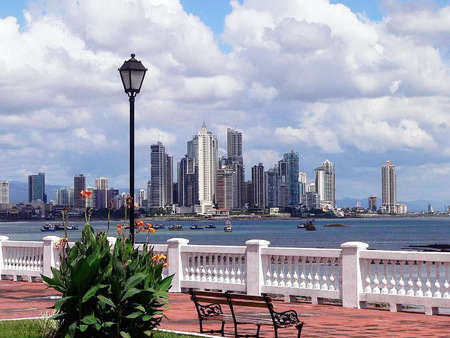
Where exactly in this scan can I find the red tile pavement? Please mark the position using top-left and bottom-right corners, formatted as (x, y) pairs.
(1, 280), (449, 337)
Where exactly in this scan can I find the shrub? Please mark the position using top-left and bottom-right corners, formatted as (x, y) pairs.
(42, 223), (173, 338)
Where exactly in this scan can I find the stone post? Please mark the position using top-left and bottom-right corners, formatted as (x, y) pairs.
(245, 239), (270, 296)
(341, 241), (369, 308)
(42, 236), (60, 278)
(167, 238), (189, 292)
(0, 236), (9, 276)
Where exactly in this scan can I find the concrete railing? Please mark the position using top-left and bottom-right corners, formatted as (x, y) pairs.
(1, 236), (450, 315)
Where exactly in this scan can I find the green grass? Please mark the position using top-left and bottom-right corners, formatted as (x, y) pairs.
(0, 320), (198, 338)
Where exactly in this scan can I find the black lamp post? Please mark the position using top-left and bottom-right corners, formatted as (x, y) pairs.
(119, 53), (147, 244)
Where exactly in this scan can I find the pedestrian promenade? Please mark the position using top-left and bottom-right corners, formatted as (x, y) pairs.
(0, 280), (449, 337)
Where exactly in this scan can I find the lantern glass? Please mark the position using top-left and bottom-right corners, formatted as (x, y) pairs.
(119, 54), (147, 94)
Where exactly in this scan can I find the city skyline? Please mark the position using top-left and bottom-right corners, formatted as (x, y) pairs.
(1, 1), (450, 202)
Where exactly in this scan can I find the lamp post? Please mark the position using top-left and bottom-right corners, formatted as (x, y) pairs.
(119, 53), (147, 244)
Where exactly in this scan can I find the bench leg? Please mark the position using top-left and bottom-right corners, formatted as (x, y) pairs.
(234, 324), (261, 338)
(199, 319), (225, 336)
(296, 323), (304, 338)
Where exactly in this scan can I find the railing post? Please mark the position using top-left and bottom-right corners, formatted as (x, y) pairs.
(245, 239), (270, 296)
(341, 241), (369, 308)
(0, 236), (9, 279)
(42, 236), (60, 278)
(107, 237), (117, 249)
(167, 238), (189, 293)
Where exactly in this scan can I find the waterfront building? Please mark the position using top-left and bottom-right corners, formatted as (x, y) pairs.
(85, 187), (95, 208)
(150, 142), (173, 209)
(278, 151), (300, 208)
(56, 187), (73, 206)
(73, 174), (86, 209)
(265, 167), (279, 208)
(381, 160), (396, 213)
(368, 195), (377, 212)
(197, 123), (218, 214)
(137, 188), (147, 208)
(244, 180), (253, 207)
(226, 128), (245, 209)
(298, 172), (306, 204)
(217, 166), (235, 209)
(314, 159), (336, 209)
(252, 163), (265, 208)
(0, 180), (9, 204)
(28, 172), (47, 203)
(94, 177), (109, 209)
(178, 156), (198, 208)
(305, 191), (320, 210)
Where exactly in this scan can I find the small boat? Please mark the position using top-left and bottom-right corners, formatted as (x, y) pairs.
(153, 224), (165, 229)
(42, 223), (79, 231)
(205, 224), (216, 229)
(168, 224), (183, 231)
(190, 225), (204, 230)
(298, 219), (316, 231)
(40, 226), (56, 232)
(224, 220), (232, 232)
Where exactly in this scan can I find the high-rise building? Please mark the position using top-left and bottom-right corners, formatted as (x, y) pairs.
(368, 195), (377, 212)
(197, 123), (218, 214)
(226, 128), (245, 209)
(137, 189), (147, 208)
(217, 166), (235, 209)
(265, 167), (278, 208)
(0, 180), (9, 204)
(298, 172), (307, 205)
(73, 174), (86, 209)
(94, 177), (109, 209)
(178, 156), (198, 208)
(278, 151), (300, 208)
(28, 172), (47, 203)
(150, 142), (173, 208)
(314, 160), (336, 208)
(252, 163), (265, 208)
(381, 160), (396, 213)
(56, 187), (73, 205)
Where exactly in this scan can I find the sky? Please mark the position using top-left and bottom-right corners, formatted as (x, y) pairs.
(1, 0), (450, 205)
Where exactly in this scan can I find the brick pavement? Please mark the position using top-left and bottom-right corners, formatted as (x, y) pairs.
(1, 280), (449, 337)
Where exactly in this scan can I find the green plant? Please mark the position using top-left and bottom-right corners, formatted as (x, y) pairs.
(42, 223), (173, 337)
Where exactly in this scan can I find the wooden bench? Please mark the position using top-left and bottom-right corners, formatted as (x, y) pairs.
(189, 289), (305, 338)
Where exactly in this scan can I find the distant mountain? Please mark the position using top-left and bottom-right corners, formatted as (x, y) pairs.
(9, 181), (63, 203)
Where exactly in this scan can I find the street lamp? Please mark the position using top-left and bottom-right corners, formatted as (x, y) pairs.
(119, 53), (147, 244)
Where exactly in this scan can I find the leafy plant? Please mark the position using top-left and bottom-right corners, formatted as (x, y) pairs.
(42, 223), (173, 337)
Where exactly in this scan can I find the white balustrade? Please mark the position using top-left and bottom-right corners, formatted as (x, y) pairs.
(1, 236), (450, 315)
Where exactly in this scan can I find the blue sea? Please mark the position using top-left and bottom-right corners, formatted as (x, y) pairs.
(1, 217), (449, 251)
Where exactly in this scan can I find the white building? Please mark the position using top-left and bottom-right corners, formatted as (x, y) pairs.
(0, 180), (9, 204)
(314, 160), (336, 208)
(381, 160), (396, 213)
(197, 123), (218, 214)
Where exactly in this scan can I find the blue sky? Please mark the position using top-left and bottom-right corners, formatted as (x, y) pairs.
(1, 0), (450, 209)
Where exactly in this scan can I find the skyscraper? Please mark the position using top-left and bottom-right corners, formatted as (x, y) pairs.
(73, 174), (86, 209)
(178, 156), (198, 208)
(0, 180), (9, 204)
(226, 128), (245, 209)
(265, 167), (278, 208)
(150, 142), (173, 208)
(252, 163), (265, 208)
(314, 160), (336, 208)
(197, 123), (218, 214)
(368, 195), (377, 212)
(278, 151), (300, 208)
(217, 166), (235, 209)
(95, 177), (109, 209)
(381, 160), (396, 213)
(28, 172), (46, 203)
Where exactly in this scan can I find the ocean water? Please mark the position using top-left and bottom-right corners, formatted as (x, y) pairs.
(1, 217), (449, 251)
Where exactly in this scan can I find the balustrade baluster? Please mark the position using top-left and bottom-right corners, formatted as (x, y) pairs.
(381, 260), (389, 294)
(224, 255), (230, 283)
(218, 255), (224, 282)
(407, 260), (415, 296)
(390, 260), (397, 295)
(299, 257), (306, 288)
(321, 258), (329, 290)
(443, 262), (450, 299)
(236, 255), (242, 284)
(416, 261), (424, 297)
(307, 257), (313, 289)
(279, 255), (285, 287)
(314, 258), (321, 290)
(200, 254), (206, 282)
(329, 257), (336, 291)
(230, 255), (236, 284)
(364, 259), (372, 293)
(272, 255), (279, 286)
(373, 259), (380, 294)
(212, 254), (219, 282)
(425, 261), (432, 297)
(434, 262), (442, 298)
(206, 254), (213, 282)
(286, 256), (292, 287)
(398, 260), (405, 296)
(292, 256), (299, 288)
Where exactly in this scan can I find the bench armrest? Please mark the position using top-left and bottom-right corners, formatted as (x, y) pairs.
(271, 309), (301, 325)
(198, 303), (224, 317)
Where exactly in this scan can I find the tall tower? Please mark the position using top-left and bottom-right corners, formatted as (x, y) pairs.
(226, 128), (245, 209)
(95, 177), (109, 209)
(265, 167), (278, 208)
(197, 123), (218, 214)
(150, 142), (173, 208)
(227, 128), (242, 160)
(278, 151), (300, 208)
(0, 180), (9, 203)
(314, 160), (336, 208)
(28, 172), (46, 203)
(382, 160), (396, 213)
(73, 174), (86, 209)
(252, 163), (265, 208)
(217, 166), (235, 209)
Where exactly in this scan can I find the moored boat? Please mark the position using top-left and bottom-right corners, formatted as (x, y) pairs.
(224, 220), (232, 232)
(190, 225), (204, 230)
(168, 224), (183, 231)
(298, 219), (316, 231)
(205, 224), (216, 229)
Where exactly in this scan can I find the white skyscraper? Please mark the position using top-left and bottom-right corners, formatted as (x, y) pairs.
(197, 123), (218, 214)
(0, 180), (9, 203)
(314, 159), (336, 208)
(381, 160), (396, 213)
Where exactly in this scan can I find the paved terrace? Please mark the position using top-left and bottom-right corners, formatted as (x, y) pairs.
(0, 280), (449, 337)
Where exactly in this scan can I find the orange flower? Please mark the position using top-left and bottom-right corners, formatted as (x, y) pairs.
(136, 220), (144, 228)
(148, 228), (156, 234)
(80, 190), (92, 199)
(146, 223), (153, 228)
(117, 224), (125, 233)
(163, 263), (169, 268)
